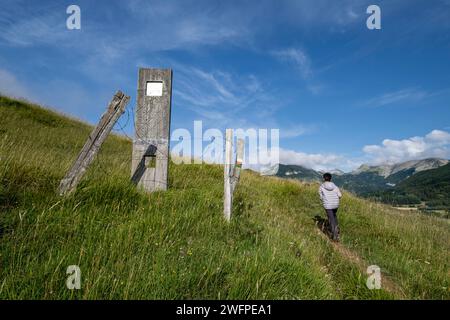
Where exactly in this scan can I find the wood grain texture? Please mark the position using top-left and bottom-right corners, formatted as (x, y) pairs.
(231, 138), (244, 194)
(224, 129), (233, 221)
(58, 91), (130, 195)
(131, 68), (172, 192)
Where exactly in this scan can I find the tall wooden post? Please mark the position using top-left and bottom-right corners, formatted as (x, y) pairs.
(131, 68), (172, 192)
(58, 91), (130, 195)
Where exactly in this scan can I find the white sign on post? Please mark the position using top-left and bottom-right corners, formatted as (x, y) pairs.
(146, 81), (163, 96)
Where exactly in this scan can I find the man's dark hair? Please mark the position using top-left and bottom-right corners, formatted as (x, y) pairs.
(323, 173), (332, 181)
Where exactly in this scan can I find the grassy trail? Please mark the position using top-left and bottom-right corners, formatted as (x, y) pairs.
(314, 227), (406, 298)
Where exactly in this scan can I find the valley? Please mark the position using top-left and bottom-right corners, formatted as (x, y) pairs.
(277, 159), (450, 218)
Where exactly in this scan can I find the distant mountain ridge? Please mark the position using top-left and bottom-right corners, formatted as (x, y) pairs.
(276, 158), (450, 212)
(278, 158), (448, 182)
(277, 158), (450, 207)
(351, 158), (449, 178)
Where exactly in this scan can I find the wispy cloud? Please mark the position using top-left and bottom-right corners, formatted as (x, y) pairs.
(171, 62), (282, 128)
(166, 61), (320, 144)
(125, 0), (251, 50)
(271, 47), (330, 96)
(0, 6), (66, 47)
(270, 0), (365, 31)
(271, 48), (332, 97)
(360, 87), (431, 108)
(279, 124), (316, 138)
(279, 148), (358, 172)
(272, 48), (312, 79)
(0, 1), (251, 61)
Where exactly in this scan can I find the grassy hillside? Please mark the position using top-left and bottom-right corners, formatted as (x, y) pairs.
(333, 172), (392, 195)
(0, 96), (449, 300)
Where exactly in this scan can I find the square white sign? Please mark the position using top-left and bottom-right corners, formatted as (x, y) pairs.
(146, 81), (163, 96)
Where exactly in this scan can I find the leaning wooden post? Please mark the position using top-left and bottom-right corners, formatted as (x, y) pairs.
(58, 91), (130, 196)
(224, 129), (233, 221)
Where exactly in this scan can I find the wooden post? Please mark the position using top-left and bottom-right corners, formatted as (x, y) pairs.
(231, 138), (244, 194)
(224, 129), (233, 221)
(58, 91), (130, 196)
(224, 130), (245, 222)
(131, 68), (172, 192)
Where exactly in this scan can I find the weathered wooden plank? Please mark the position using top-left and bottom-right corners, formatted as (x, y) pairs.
(58, 91), (130, 195)
(224, 129), (233, 221)
(231, 138), (244, 194)
(131, 68), (172, 193)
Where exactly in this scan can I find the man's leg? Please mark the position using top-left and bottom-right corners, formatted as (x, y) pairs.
(333, 209), (340, 241)
(325, 209), (339, 241)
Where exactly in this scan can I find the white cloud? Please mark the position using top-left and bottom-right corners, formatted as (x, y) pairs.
(279, 148), (349, 172)
(278, 130), (450, 172)
(362, 130), (450, 165)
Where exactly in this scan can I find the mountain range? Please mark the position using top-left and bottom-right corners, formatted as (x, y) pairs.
(276, 158), (450, 214)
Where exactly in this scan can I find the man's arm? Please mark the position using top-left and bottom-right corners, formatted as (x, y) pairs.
(336, 187), (342, 198)
(318, 185), (323, 200)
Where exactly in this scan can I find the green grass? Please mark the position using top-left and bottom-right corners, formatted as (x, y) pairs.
(0, 95), (449, 299)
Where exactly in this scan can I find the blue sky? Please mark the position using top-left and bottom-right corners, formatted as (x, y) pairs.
(1, 0), (450, 171)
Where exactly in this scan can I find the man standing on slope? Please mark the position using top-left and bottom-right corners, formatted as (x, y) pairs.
(319, 173), (342, 242)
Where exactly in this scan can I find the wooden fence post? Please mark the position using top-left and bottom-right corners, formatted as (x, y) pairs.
(58, 91), (130, 196)
(131, 68), (172, 192)
(224, 129), (245, 221)
(231, 138), (244, 194)
(224, 129), (233, 221)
